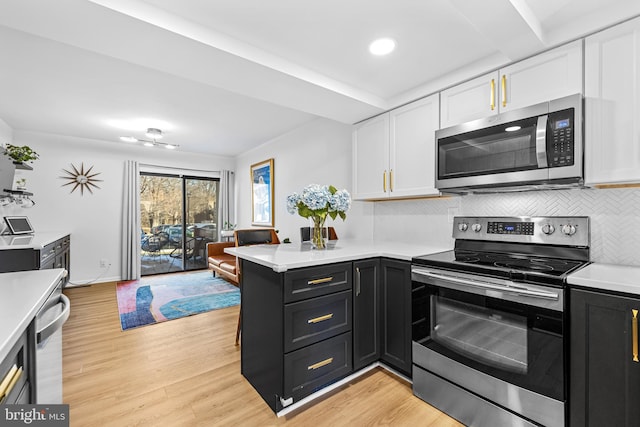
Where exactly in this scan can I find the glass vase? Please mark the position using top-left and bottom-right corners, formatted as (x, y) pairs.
(311, 216), (327, 250)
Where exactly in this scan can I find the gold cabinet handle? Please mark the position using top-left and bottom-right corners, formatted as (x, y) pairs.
(501, 75), (507, 107)
(490, 79), (496, 110)
(633, 309), (639, 362)
(0, 365), (22, 402)
(307, 277), (333, 285)
(308, 357), (334, 370)
(389, 169), (394, 192)
(307, 313), (334, 324)
(383, 170), (387, 192)
(0, 365), (18, 399)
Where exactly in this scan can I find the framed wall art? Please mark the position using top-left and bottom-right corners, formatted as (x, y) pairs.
(250, 158), (274, 226)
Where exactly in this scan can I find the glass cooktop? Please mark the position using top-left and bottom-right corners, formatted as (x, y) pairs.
(413, 249), (588, 285)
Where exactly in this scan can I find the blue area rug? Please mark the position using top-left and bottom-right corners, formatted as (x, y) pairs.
(116, 271), (240, 330)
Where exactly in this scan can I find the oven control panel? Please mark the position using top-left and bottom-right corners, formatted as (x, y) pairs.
(453, 216), (589, 246)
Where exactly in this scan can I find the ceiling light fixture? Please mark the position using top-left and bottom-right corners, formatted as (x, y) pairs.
(505, 126), (522, 132)
(119, 128), (179, 149)
(145, 127), (163, 139)
(369, 38), (396, 56)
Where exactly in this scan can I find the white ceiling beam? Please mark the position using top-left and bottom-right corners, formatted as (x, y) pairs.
(508, 0), (545, 44)
(449, 0), (547, 61)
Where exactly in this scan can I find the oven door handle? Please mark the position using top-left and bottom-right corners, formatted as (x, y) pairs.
(413, 269), (559, 300)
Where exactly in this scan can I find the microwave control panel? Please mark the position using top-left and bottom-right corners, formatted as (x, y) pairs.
(548, 108), (574, 167)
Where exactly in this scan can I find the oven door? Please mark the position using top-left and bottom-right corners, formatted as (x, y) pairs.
(412, 266), (565, 401)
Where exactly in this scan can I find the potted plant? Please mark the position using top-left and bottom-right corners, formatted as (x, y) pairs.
(221, 221), (236, 238)
(3, 144), (39, 164)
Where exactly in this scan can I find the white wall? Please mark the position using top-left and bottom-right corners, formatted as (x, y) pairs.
(374, 187), (640, 266)
(234, 118), (373, 244)
(0, 119), (13, 145)
(1, 130), (234, 284)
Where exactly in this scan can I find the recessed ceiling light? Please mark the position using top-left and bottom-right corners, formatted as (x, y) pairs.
(120, 136), (138, 143)
(369, 38), (396, 56)
(143, 141), (155, 147)
(165, 144), (177, 150)
(505, 126), (522, 132)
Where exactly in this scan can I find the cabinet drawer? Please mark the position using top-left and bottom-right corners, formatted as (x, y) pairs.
(0, 330), (29, 404)
(284, 290), (352, 352)
(284, 262), (352, 303)
(284, 332), (352, 403)
(40, 243), (57, 266)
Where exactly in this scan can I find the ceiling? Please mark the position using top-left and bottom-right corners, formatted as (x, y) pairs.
(0, 0), (638, 157)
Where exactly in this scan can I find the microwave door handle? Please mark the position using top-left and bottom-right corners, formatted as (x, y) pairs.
(536, 115), (548, 168)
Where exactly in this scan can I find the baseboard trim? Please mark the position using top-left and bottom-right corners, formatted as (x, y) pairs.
(276, 361), (411, 417)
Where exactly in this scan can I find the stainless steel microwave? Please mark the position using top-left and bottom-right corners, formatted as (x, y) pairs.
(435, 93), (583, 193)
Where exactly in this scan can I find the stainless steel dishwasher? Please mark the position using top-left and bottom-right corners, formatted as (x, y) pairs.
(35, 271), (70, 404)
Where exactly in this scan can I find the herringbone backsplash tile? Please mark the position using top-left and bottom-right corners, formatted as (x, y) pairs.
(374, 188), (640, 266)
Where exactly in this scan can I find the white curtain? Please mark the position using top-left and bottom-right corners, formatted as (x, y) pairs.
(121, 160), (140, 280)
(218, 170), (234, 239)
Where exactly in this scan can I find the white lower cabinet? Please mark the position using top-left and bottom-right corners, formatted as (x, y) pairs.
(352, 94), (440, 200)
(585, 17), (640, 186)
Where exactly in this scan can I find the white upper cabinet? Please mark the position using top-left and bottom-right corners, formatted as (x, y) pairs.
(389, 95), (440, 198)
(584, 17), (640, 186)
(440, 40), (583, 128)
(440, 72), (498, 128)
(352, 113), (389, 200)
(352, 94), (440, 200)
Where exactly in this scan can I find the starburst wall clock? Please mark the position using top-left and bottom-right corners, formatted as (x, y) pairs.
(60, 163), (102, 195)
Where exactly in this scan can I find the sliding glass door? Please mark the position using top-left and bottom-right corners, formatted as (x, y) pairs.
(140, 173), (219, 276)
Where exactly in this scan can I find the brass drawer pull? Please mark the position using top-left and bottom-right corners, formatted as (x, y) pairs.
(308, 277), (333, 285)
(0, 365), (22, 402)
(308, 357), (334, 370)
(307, 313), (334, 324)
(633, 309), (639, 362)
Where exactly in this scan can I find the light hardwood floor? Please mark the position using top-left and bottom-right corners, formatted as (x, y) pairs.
(62, 282), (463, 427)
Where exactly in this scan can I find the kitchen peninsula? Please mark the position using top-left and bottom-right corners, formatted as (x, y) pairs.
(226, 240), (449, 414)
(0, 232), (70, 275)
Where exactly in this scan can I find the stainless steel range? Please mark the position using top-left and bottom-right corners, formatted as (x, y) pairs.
(411, 216), (590, 427)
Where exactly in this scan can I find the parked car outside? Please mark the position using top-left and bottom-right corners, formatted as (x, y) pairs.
(151, 224), (171, 235)
(167, 225), (183, 245)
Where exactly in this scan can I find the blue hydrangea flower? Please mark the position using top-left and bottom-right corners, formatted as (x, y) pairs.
(286, 193), (301, 214)
(287, 184), (351, 220)
(329, 189), (351, 212)
(301, 184), (331, 210)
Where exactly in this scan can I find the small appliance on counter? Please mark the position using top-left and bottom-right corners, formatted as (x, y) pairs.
(3, 216), (34, 235)
(411, 216), (591, 427)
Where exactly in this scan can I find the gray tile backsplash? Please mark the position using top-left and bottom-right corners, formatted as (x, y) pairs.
(374, 188), (640, 265)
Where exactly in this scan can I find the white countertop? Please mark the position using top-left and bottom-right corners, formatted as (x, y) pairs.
(225, 239), (451, 272)
(568, 263), (640, 296)
(0, 269), (65, 362)
(0, 232), (69, 250)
